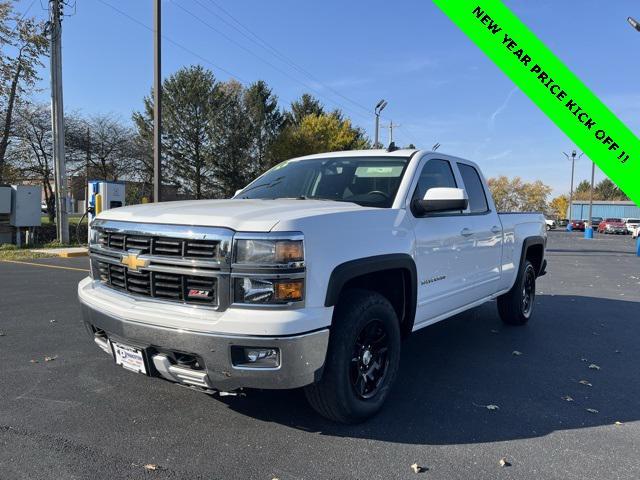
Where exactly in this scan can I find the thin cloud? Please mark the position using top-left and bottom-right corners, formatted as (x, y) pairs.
(488, 87), (518, 131)
(486, 149), (513, 161)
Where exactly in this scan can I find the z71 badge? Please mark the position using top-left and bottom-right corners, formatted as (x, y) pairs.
(187, 289), (212, 299)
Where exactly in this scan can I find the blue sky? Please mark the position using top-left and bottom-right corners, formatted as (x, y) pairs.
(20, 0), (640, 196)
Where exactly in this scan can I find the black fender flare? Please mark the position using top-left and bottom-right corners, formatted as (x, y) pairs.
(519, 235), (546, 276)
(324, 253), (417, 335)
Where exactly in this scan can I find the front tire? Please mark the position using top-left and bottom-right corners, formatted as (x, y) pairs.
(304, 289), (401, 423)
(497, 259), (536, 326)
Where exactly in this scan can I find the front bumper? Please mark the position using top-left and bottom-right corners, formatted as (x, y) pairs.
(79, 280), (330, 391)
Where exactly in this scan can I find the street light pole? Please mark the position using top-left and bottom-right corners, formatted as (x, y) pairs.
(563, 150), (583, 230)
(374, 99), (387, 149)
(153, 0), (162, 202)
(628, 16), (640, 32)
(585, 159), (596, 239)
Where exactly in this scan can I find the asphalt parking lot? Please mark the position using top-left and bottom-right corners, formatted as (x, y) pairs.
(1, 231), (639, 480)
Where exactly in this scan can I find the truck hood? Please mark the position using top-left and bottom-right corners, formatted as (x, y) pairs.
(96, 198), (368, 231)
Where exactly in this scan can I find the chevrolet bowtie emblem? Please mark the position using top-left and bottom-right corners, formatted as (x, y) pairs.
(120, 252), (149, 271)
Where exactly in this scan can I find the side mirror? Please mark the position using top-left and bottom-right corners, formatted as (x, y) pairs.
(412, 187), (468, 215)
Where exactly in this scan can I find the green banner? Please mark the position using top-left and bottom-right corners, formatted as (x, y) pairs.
(433, 0), (639, 205)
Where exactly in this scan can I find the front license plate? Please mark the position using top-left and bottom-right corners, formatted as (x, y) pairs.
(112, 342), (147, 375)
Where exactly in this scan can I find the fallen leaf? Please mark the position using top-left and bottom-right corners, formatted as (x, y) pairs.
(44, 356), (57, 362)
(614, 350), (621, 354)
(49, 319), (56, 323)
(0, 331), (5, 336)
(499, 458), (512, 467)
(410, 463), (426, 473)
(490, 329), (499, 334)
(614, 421), (623, 425)
(486, 404), (500, 411)
(580, 357), (588, 362)
(588, 364), (600, 370)
(30, 359), (38, 364)
(512, 350), (523, 356)
(579, 380), (592, 387)
(143, 464), (158, 471)
(561, 395), (574, 402)
(586, 408), (599, 414)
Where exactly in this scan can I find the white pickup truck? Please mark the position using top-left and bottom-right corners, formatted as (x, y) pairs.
(78, 149), (547, 423)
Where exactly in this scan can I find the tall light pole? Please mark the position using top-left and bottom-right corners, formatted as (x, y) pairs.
(563, 149), (583, 229)
(153, 0), (162, 202)
(628, 16), (640, 32)
(374, 99), (387, 149)
(49, 0), (68, 244)
(585, 159), (596, 239)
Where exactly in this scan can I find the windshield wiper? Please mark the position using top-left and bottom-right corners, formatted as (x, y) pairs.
(236, 176), (285, 197)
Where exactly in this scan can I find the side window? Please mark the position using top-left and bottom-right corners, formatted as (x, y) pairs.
(457, 163), (489, 213)
(411, 159), (457, 202)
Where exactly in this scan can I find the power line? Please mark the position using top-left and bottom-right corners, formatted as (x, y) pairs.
(170, 0), (372, 124)
(97, 0), (247, 83)
(196, 0), (373, 116)
(8, 0), (38, 35)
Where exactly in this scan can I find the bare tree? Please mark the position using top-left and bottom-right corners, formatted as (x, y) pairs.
(10, 103), (55, 220)
(0, 3), (48, 182)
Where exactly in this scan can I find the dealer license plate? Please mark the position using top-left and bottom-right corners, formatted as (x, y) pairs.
(112, 342), (147, 375)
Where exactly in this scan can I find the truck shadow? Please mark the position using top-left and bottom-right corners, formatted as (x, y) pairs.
(217, 294), (640, 445)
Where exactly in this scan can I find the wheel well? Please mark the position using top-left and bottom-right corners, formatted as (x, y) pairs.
(525, 243), (544, 275)
(340, 268), (414, 338)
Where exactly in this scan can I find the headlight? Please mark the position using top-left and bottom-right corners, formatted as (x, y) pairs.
(234, 236), (304, 267)
(233, 277), (304, 304)
(232, 233), (305, 305)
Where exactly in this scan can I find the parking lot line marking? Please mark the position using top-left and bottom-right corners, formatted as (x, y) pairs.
(0, 259), (90, 272)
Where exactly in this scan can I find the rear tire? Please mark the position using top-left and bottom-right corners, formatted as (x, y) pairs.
(304, 289), (401, 423)
(497, 259), (536, 326)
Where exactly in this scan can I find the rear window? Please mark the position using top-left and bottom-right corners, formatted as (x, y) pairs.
(457, 163), (489, 213)
(626, 219), (640, 223)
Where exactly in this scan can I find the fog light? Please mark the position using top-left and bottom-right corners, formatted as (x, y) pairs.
(231, 346), (280, 368)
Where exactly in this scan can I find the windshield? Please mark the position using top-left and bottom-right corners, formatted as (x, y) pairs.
(626, 219), (640, 223)
(235, 156), (410, 208)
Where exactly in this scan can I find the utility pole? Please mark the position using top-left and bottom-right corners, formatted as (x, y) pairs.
(49, 0), (68, 243)
(153, 0), (162, 202)
(384, 120), (400, 145)
(85, 125), (90, 214)
(374, 99), (387, 149)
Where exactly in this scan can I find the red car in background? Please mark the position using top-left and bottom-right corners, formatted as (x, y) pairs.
(570, 220), (585, 231)
(597, 218), (627, 234)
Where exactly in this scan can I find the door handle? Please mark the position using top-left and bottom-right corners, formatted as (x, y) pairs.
(460, 228), (473, 237)
(491, 225), (501, 234)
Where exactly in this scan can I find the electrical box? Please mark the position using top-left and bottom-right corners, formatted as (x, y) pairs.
(0, 185), (11, 214)
(88, 181), (126, 223)
(10, 185), (42, 227)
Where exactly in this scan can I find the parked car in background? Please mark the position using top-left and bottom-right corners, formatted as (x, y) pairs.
(597, 218), (627, 234)
(632, 225), (640, 239)
(623, 218), (640, 234)
(545, 217), (557, 230)
(590, 217), (603, 230)
(41, 201), (48, 214)
(558, 219), (569, 227)
(570, 220), (585, 231)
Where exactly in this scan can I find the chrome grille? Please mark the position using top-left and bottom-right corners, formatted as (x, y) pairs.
(90, 220), (233, 309)
(97, 261), (217, 305)
(98, 231), (220, 259)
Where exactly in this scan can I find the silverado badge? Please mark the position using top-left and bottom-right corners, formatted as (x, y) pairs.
(120, 252), (149, 271)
